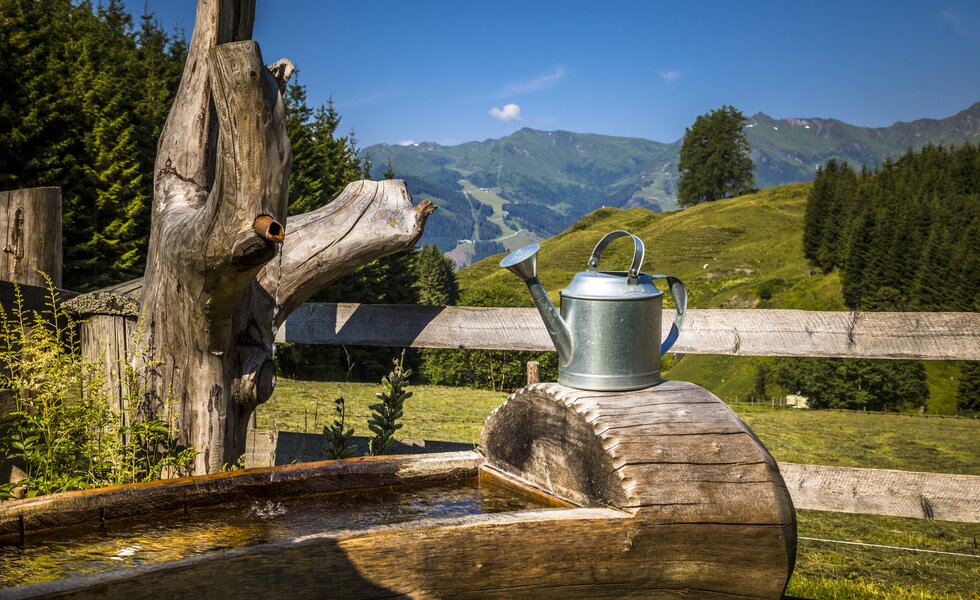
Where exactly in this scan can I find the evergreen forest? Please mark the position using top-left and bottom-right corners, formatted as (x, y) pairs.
(0, 0), (185, 289)
(795, 144), (979, 412)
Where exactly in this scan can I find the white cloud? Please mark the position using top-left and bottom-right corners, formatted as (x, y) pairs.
(942, 5), (979, 42)
(489, 103), (522, 122)
(494, 67), (566, 98)
(660, 69), (682, 83)
(398, 139), (418, 146)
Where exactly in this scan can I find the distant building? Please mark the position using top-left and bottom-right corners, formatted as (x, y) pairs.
(785, 394), (809, 409)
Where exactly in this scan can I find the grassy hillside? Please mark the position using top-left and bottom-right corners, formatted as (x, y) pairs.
(459, 183), (843, 309)
(458, 183), (965, 413)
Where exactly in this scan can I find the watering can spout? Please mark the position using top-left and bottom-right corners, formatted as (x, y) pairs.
(500, 245), (573, 367)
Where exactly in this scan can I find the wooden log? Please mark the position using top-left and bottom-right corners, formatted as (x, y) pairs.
(278, 303), (980, 360)
(1, 381), (796, 599)
(479, 381), (796, 598)
(77, 314), (137, 419)
(96, 0), (435, 475)
(0, 451), (483, 537)
(0, 187), (61, 288)
(7, 510), (792, 600)
(780, 463), (980, 523)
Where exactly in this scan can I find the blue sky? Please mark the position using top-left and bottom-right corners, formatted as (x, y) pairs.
(124, 1), (980, 148)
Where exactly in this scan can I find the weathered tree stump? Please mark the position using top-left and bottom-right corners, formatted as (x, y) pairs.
(68, 0), (434, 474)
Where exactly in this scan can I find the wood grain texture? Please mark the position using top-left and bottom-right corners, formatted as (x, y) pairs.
(4, 383), (796, 599)
(9, 512), (792, 600)
(780, 463), (980, 523)
(124, 0), (434, 474)
(278, 303), (980, 360)
(78, 315), (136, 418)
(479, 381), (797, 598)
(0, 451), (482, 537)
(0, 187), (61, 288)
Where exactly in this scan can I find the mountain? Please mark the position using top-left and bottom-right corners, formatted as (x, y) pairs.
(364, 102), (980, 266)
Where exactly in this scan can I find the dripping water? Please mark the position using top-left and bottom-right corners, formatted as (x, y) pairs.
(270, 244), (283, 360)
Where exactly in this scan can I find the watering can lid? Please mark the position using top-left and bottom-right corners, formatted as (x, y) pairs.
(562, 270), (663, 301)
(562, 230), (664, 300)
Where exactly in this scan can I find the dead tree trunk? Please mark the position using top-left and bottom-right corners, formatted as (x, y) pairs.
(139, 0), (434, 474)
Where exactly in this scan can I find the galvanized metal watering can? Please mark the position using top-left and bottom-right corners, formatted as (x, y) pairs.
(500, 230), (687, 391)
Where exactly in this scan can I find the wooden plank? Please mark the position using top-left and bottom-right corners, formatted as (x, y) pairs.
(79, 314), (135, 416)
(780, 462), (980, 523)
(278, 302), (556, 351)
(7, 511), (793, 600)
(277, 302), (980, 360)
(0, 451), (483, 536)
(0, 187), (62, 288)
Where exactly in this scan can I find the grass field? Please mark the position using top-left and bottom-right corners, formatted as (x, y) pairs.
(262, 378), (979, 599)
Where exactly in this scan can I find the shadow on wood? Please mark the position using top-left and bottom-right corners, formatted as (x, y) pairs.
(0, 380), (795, 599)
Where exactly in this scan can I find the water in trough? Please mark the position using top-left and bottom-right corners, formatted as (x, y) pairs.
(0, 474), (555, 589)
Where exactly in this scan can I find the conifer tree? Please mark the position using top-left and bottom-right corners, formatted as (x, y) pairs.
(677, 105), (755, 206)
(0, 0), (185, 288)
(282, 75), (324, 215)
(956, 362), (980, 414)
(413, 244), (459, 306)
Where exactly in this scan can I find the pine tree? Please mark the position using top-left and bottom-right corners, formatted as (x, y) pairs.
(383, 157), (395, 180)
(677, 105), (755, 207)
(413, 244), (459, 306)
(1, 0), (185, 288)
(282, 75), (324, 215)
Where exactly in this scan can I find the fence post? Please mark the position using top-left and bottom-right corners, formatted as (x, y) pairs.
(0, 187), (62, 493)
(0, 187), (62, 287)
(526, 361), (540, 385)
(66, 292), (140, 426)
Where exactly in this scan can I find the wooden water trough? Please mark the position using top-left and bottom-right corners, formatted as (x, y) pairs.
(0, 380), (794, 599)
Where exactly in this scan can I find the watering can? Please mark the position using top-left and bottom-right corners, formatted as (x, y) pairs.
(500, 230), (687, 391)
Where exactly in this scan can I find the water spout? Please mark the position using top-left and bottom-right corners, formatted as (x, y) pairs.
(500, 245), (573, 367)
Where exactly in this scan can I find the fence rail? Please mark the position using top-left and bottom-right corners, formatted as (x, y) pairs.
(278, 302), (980, 361)
(3, 281), (979, 523)
(779, 463), (980, 523)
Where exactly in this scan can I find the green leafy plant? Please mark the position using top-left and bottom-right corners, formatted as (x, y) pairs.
(0, 276), (194, 500)
(368, 351), (412, 456)
(322, 396), (357, 459)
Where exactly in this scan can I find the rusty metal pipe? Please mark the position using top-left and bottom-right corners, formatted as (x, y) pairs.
(253, 215), (284, 243)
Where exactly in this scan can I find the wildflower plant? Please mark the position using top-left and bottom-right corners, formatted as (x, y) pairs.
(0, 275), (194, 501)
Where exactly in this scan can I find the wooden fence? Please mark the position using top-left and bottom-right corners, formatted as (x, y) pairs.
(278, 302), (980, 360)
(2, 280), (979, 524)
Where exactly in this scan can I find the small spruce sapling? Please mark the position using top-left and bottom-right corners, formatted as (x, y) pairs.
(368, 351), (411, 456)
(322, 396), (357, 459)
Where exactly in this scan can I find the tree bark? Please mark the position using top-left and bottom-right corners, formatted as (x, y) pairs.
(139, 0), (434, 473)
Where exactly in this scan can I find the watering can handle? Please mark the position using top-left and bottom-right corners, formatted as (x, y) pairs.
(587, 230), (644, 284)
(651, 275), (687, 356)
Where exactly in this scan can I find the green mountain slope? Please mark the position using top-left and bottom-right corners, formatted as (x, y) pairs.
(457, 183), (957, 413)
(458, 183), (842, 311)
(366, 103), (980, 265)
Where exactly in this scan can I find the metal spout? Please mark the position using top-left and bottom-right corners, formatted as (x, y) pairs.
(500, 244), (573, 367)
